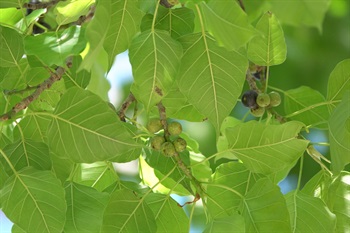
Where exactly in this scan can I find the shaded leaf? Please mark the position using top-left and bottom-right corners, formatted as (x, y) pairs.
(178, 33), (248, 136)
(204, 213), (245, 233)
(0, 167), (66, 233)
(129, 29), (183, 111)
(102, 189), (157, 233)
(64, 182), (109, 233)
(13, 113), (51, 142)
(0, 25), (24, 67)
(0, 0), (25, 8)
(247, 11), (287, 66)
(47, 88), (142, 163)
(63, 56), (91, 89)
(285, 191), (336, 233)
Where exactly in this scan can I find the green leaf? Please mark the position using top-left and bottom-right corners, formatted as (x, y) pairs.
(64, 182), (109, 233)
(0, 26), (24, 67)
(0, 58), (28, 90)
(271, 0), (331, 31)
(204, 213), (245, 233)
(16, 9), (46, 33)
(13, 113), (51, 142)
(326, 59), (350, 109)
(145, 193), (189, 232)
(219, 121), (309, 175)
(80, 0), (110, 71)
(0, 0), (25, 9)
(104, 0), (144, 68)
(0, 8), (23, 26)
(51, 151), (74, 184)
(24, 26), (86, 67)
(284, 86), (330, 129)
(190, 151), (212, 183)
(200, 1), (257, 50)
(328, 92), (350, 174)
(285, 191), (336, 233)
(239, 178), (291, 233)
(129, 29), (183, 111)
(102, 189), (157, 233)
(47, 88), (142, 163)
(63, 56), (91, 89)
(301, 170), (331, 199)
(206, 162), (261, 218)
(247, 11), (287, 66)
(178, 33), (248, 136)
(140, 6), (195, 39)
(72, 162), (119, 192)
(55, 0), (94, 25)
(0, 167), (66, 233)
(328, 172), (350, 233)
(1, 139), (51, 176)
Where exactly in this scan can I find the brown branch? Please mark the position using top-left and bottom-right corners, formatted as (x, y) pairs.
(0, 58), (72, 122)
(160, 0), (172, 8)
(21, 0), (64, 9)
(117, 93), (136, 122)
(157, 102), (170, 140)
(246, 71), (260, 92)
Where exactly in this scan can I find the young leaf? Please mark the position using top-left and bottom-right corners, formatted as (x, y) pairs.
(145, 193), (189, 232)
(129, 29), (183, 111)
(239, 178), (291, 233)
(0, 26), (23, 67)
(140, 6), (195, 39)
(24, 26), (86, 67)
(247, 11), (287, 66)
(200, 1), (257, 50)
(178, 33), (248, 136)
(328, 92), (350, 174)
(285, 191), (336, 233)
(47, 88), (142, 163)
(206, 162), (261, 218)
(284, 86), (330, 129)
(64, 182), (109, 233)
(203, 213), (245, 233)
(102, 189), (157, 233)
(271, 0), (331, 31)
(104, 0), (144, 69)
(326, 59), (350, 110)
(55, 0), (94, 25)
(220, 121), (309, 175)
(0, 167), (66, 233)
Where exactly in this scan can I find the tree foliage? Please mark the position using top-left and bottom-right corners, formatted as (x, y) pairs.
(0, 0), (349, 232)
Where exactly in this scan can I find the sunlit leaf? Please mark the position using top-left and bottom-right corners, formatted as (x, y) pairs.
(200, 1), (257, 50)
(0, 0), (26, 8)
(63, 55), (91, 89)
(129, 29), (183, 111)
(285, 191), (336, 233)
(204, 213), (245, 233)
(55, 0), (94, 25)
(24, 26), (86, 67)
(13, 113), (51, 142)
(104, 0), (144, 68)
(0, 167), (66, 233)
(218, 121), (309, 175)
(102, 189), (157, 233)
(47, 88), (142, 163)
(0, 26), (24, 67)
(247, 11), (287, 66)
(64, 182), (109, 233)
(239, 178), (291, 233)
(328, 92), (350, 174)
(178, 33), (248, 136)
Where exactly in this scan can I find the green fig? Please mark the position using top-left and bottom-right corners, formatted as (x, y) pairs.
(168, 121), (182, 136)
(173, 137), (187, 153)
(250, 107), (265, 117)
(147, 118), (163, 134)
(256, 93), (270, 107)
(269, 91), (281, 107)
(151, 135), (166, 151)
(161, 142), (176, 157)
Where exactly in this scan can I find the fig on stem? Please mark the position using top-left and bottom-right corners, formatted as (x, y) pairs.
(161, 142), (176, 157)
(256, 93), (270, 108)
(173, 137), (187, 153)
(151, 135), (165, 151)
(168, 121), (182, 136)
(269, 91), (281, 107)
(250, 107), (265, 117)
(147, 118), (163, 134)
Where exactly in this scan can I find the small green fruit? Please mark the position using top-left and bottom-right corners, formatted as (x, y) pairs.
(161, 142), (176, 157)
(151, 135), (165, 150)
(147, 118), (162, 134)
(250, 107), (265, 117)
(241, 90), (258, 109)
(256, 93), (270, 107)
(168, 121), (182, 136)
(173, 137), (187, 152)
(269, 91), (281, 107)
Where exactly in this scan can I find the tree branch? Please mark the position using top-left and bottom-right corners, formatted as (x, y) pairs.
(21, 0), (63, 10)
(117, 93), (136, 122)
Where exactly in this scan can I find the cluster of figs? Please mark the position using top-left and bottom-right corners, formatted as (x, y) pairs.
(241, 90), (281, 117)
(147, 118), (187, 157)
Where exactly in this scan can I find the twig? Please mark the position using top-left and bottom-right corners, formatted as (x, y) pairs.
(21, 0), (63, 10)
(157, 102), (170, 140)
(0, 57), (72, 122)
(117, 93), (136, 122)
(246, 71), (260, 92)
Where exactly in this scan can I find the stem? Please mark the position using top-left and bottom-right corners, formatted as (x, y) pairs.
(264, 65), (270, 93)
(284, 100), (340, 118)
(296, 155), (304, 191)
(246, 72), (260, 92)
(117, 93), (136, 122)
(152, 0), (161, 31)
(157, 102), (170, 140)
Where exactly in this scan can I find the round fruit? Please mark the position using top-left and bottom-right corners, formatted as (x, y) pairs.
(256, 93), (271, 107)
(151, 135), (166, 151)
(168, 121), (182, 136)
(147, 118), (163, 134)
(241, 90), (258, 109)
(173, 137), (187, 153)
(250, 107), (265, 117)
(161, 142), (176, 157)
(269, 91), (281, 107)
